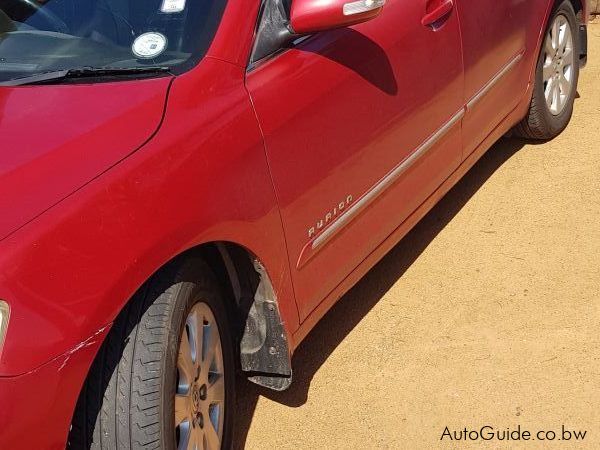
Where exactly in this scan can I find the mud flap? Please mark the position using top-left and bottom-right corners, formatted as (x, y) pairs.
(579, 24), (588, 68)
(239, 261), (292, 391)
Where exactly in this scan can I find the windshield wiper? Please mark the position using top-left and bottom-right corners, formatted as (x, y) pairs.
(0, 66), (172, 86)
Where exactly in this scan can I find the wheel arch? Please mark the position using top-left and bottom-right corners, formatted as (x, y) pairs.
(190, 241), (294, 388)
(75, 239), (294, 403)
(566, 0), (585, 21)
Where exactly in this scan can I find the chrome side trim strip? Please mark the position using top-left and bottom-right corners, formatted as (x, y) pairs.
(304, 52), (523, 260)
(467, 52), (524, 111)
(311, 108), (465, 251)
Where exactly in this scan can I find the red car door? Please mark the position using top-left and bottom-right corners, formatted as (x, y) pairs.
(247, 0), (464, 321)
(454, 0), (550, 157)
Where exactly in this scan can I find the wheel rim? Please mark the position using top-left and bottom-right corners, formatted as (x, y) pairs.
(543, 14), (575, 116)
(175, 301), (225, 450)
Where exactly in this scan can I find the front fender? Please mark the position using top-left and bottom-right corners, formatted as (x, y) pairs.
(0, 57), (298, 376)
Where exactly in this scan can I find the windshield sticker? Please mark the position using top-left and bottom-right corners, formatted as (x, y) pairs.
(160, 0), (186, 13)
(132, 32), (168, 59)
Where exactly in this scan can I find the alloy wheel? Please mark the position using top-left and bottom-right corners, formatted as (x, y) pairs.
(543, 14), (575, 116)
(175, 301), (225, 450)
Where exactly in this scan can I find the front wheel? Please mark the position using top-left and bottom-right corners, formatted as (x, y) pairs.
(513, 0), (580, 140)
(68, 257), (236, 450)
(175, 299), (229, 449)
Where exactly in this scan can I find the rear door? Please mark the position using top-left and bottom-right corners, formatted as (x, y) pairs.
(454, 0), (550, 157)
(247, 0), (465, 321)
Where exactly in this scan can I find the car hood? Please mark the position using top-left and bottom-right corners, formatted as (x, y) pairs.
(0, 77), (172, 241)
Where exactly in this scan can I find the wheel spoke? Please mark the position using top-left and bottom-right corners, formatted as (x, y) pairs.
(177, 421), (192, 450)
(187, 309), (204, 368)
(563, 46), (574, 67)
(186, 427), (199, 450)
(175, 394), (191, 425)
(552, 19), (560, 50)
(178, 331), (195, 387)
(558, 73), (570, 96)
(553, 81), (561, 113)
(547, 79), (556, 113)
(545, 33), (554, 56)
(204, 420), (220, 450)
(543, 62), (554, 81)
(207, 374), (225, 403)
(558, 87), (566, 111)
(560, 20), (571, 54)
(545, 76), (554, 104)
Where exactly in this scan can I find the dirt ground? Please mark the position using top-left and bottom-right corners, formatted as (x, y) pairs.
(235, 23), (600, 449)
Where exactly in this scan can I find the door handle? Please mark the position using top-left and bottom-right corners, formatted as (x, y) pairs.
(422, 0), (454, 28)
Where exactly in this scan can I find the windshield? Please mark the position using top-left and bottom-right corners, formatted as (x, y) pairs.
(0, 0), (226, 83)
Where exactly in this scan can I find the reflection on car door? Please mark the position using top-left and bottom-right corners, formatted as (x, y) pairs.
(454, 0), (549, 157)
(246, 0), (464, 321)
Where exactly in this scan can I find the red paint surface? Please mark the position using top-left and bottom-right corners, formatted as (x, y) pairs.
(0, 78), (171, 241)
(456, 0), (549, 157)
(248, 0), (464, 319)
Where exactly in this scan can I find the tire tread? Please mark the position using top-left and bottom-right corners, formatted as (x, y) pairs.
(68, 258), (229, 450)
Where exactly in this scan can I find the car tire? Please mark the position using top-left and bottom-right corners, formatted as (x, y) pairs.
(513, 0), (580, 140)
(68, 256), (235, 450)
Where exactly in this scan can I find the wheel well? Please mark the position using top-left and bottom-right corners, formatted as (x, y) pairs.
(73, 240), (292, 412)
(565, 0), (583, 20)
(136, 241), (293, 389)
(210, 242), (293, 390)
(561, 0), (587, 66)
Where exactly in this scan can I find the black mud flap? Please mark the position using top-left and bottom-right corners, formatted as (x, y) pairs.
(239, 261), (292, 391)
(579, 24), (587, 68)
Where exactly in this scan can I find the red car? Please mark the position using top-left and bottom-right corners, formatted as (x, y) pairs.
(0, 0), (589, 448)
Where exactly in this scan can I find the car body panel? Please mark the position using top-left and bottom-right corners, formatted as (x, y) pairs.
(291, 0), (572, 347)
(455, 0), (550, 158)
(0, 57), (298, 377)
(247, 0), (464, 320)
(0, 77), (171, 241)
(205, 0), (261, 67)
(0, 325), (109, 450)
(292, 88), (538, 346)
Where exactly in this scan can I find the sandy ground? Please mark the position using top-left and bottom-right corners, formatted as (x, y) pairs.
(235, 23), (600, 449)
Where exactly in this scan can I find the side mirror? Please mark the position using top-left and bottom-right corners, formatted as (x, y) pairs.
(290, 0), (385, 35)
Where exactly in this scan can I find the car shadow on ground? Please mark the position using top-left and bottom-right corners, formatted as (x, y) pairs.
(234, 136), (536, 449)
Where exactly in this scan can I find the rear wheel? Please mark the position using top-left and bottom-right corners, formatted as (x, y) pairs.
(513, 0), (580, 139)
(68, 257), (235, 450)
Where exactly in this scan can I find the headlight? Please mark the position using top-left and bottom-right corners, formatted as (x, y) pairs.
(0, 300), (9, 353)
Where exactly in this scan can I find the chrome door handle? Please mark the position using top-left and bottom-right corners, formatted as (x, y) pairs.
(422, 0), (454, 28)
